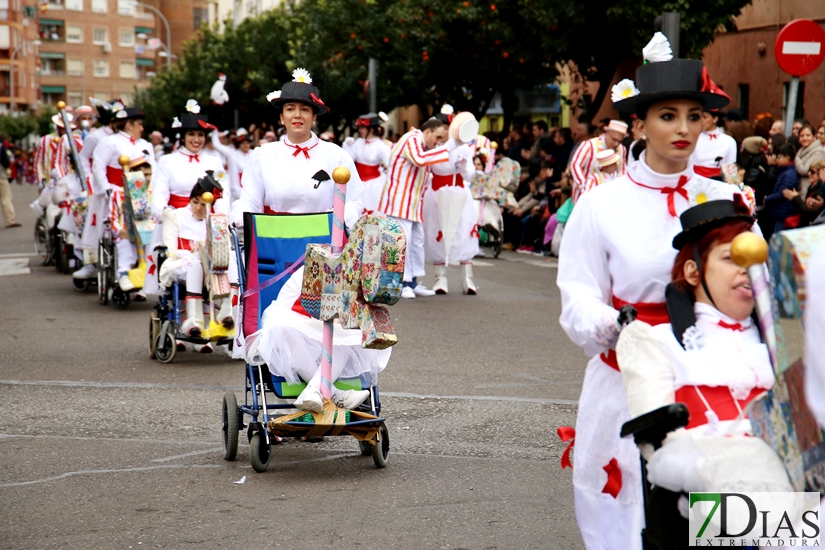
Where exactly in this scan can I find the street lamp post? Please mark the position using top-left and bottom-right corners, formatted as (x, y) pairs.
(10, 39), (41, 115)
(133, 1), (172, 72)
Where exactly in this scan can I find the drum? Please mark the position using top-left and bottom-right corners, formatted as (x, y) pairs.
(449, 112), (479, 144)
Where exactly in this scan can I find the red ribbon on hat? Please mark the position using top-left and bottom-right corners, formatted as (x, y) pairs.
(701, 67), (731, 101)
(602, 458), (622, 498)
(197, 119), (218, 131)
(630, 174), (690, 217)
(557, 426), (575, 469)
(310, 93), (325, 106)
(356, 118), (371, 127)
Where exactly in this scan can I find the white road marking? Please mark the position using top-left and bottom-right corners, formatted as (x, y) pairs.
(0, 252), (35, 259)
(471, 260), (495, 267)
(783, 41), (822, 55)
(0, 258), (30, 276)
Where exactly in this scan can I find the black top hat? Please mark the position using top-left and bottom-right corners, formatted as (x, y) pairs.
(357, 113), (381, 127)
(114, 106), (144, 121)
(268, 70), (328, 116)
(91, 97), (124, 125)
(191, 170), (224, 199)
(177, 113), (212, 132)
(614, 59), (730, 113)
(671, 198), (753, 250)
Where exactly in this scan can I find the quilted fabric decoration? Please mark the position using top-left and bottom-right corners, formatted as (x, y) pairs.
(301, 214), (406, 349)
(121, 170), (155, 245)
(203, 213), (231, 298)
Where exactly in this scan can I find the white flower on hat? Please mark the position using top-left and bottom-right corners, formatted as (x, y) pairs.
(185, 99), (201, 114)
(688, 178), (726, 206)
(611, 79), (640, 103)
(266, 90), (281, 102)
(115, 110), (127, 119)
(441, 104), (455, 115)
(171, 117), (182, 128)
(292, 68), (312, 84)
(643, 32), (673, 63)
(214, 169), (228, 183)
(378, 111), (389, 122)
(111, 101), (125, 113)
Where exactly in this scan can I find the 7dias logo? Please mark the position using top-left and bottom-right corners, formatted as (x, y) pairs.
(689, 492), (821, 546)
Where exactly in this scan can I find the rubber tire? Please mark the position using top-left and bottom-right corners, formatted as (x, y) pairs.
(372, 422), (389, 468)
(359, 440), (372, 456)
(98, 240), (109, 305)
(222, 391), (239, 461)
(249, 432), (271, 473)
(112, 287), (130, 310)
(149, 316), (160, 359)
(34, 217), (52, 265)
(53, 231), (64, 273)
(492, 242), (501, 259)
(61, 242), (74, 274)
(72, 277), (90, 292)
(154, 325), (176, 363)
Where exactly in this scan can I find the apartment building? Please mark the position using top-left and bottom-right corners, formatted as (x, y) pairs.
(0, 0), (207, 114)
(206, 0), (284, 30)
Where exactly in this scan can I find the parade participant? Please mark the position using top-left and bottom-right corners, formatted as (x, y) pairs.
(343, 112), (391, 215)
(73, 105), (96, 141)
(159, 172), (229, 342)
(73, 98), (122, 280)
(424, 133), (479, 295)
(30, 114), (72, 224)
(212, 126), (252, 203)
(579, 148), (621, 197)
(53, 114), (85, 258)
(231, 68), (371, 412)
(91, 105), (155, 292)
(556, 32), (741, 549)
(691, 108), (737, 179)
(569, 119), (628, 203)
(377, 117), (452, 299)
(146, 101), (226, 305)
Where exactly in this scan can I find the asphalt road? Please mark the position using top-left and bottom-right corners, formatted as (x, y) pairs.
(0, 184), (587, 549)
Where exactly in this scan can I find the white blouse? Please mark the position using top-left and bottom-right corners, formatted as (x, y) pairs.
(342, 136), (391, 175)
(692, 127), (738, 170)
(151, 147), (224, 219)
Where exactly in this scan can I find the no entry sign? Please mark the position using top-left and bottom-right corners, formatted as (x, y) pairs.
(775, 19), (825, 76)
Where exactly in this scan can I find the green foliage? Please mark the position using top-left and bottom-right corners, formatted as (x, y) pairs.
(135, 0), (752, 131)
(0, 114), (39, 142)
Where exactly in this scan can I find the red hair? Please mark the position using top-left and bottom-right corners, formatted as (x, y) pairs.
(671, 220), (753, 294)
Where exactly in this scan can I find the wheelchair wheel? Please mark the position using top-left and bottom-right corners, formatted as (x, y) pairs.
(149, 316), (161, 359)
(112, 287), (130, 309)
(492, 241), (501, 259)
(97, 241), (109, 305)
(53, 231), (64, 273)
(371, 422), (389, 468)
(34, 217), (52, 265)
(72, 277), (90, 292)
(222, 391), (239, 461)
(249, 431), (271, 473)
(154, 322), (176, 363)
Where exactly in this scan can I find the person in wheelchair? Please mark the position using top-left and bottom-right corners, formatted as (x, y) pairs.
(159, 172), (230, 342)
(616, 199), (792, 500)
(231, 69), (374, 413)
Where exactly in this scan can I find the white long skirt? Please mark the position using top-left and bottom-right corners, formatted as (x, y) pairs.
(423, 185), (479, 264)
(361, 173), (387, 216)
(245, 267), (391, 386)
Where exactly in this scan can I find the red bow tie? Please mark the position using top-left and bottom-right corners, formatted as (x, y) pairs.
(287, 142), (317, 159)
(630, 174), (690, 217)
(188, 153), (200, 163)
(128, 136), (135, 145)
(708, 134), (718, 141)
(718, 320), (746, 331)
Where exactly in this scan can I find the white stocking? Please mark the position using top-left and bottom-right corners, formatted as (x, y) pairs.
(185, 259), (203, 295)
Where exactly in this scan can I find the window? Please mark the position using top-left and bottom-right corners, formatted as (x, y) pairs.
(66, 24), (82, 43)
(66, 0), (82, 10)
(92, 27), (107, 45)
(41, 57), (65, 75)
(0, 25), (8, 49)
(193, 7), (208, 29)
(93, 59), (109, 77)
(67, 58), (84, 75)
(119, 60), (134, 79)
(39, 22), (65, 42)
(738, 84), (750, 121)
(68, 91), (82, 106)
(93, 91), (108, 101)
(117, 0), (133, 15)
(91, 0), (106, 13)
(119, 28), (133, 46)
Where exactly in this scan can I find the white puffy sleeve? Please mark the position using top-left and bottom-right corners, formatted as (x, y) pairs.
(92, 136), (116, 193)
(556, 191), (620, 357)
(151, 156), (171, 220)
(616, 321), (677, 418)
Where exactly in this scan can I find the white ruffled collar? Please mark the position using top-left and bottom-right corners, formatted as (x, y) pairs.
(694, 302), (753, 331)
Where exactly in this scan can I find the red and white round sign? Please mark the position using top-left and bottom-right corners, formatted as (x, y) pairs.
(775, 19), (825, 77)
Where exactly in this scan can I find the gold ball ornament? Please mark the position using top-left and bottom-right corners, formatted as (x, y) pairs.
(730, 232), (768, 268)
(491, 141), (498, 149)
(56, 101), (66, 110)
(332, 166), (351, 185)
(201, 192), (215, 204)
(118, 154), (131, 168)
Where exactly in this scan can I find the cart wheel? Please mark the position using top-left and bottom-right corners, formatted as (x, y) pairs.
(34, 217), (52, 265)
(359, 440), (372, 456)
(53, 231), (64, 272)
(154, 323), (176, 363)
(492, 242), (501, 259)
(112, 287), (130, 309)
(98, 242), (109, 305)
(249, 432), (271, 473)
(222, 391), (239, 461)
(149, 316), (161, 359)
(371, 422), (389, 468)
(72, 277), (90, 292)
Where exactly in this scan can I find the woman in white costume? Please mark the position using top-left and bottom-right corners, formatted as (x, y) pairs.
(556, 33), (744, 549)
(231, 69), (373, 414)
(691, 108), (737, 179)
(211, 127), (252, 203)
(343, 112), (391, 215)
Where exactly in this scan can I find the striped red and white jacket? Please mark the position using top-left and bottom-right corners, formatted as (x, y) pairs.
(54, 132), (85, 181)
(378, 129), (449, 222)
(569, 135), (626, 203)
(34, 134), (58, 183)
